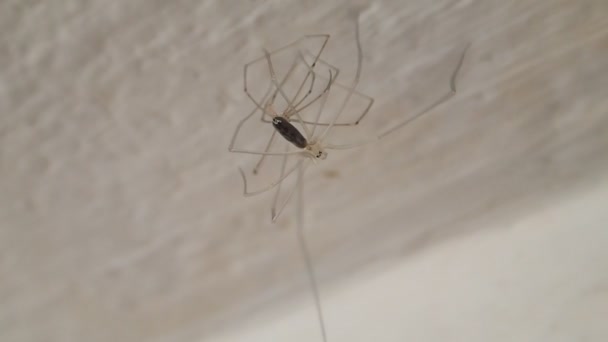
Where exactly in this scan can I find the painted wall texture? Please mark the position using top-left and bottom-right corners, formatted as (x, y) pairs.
(1, 1), (607, 341)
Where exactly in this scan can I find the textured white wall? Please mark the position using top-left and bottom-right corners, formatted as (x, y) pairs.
(1, 1), (607, 341)
(214, 180), (608, 342)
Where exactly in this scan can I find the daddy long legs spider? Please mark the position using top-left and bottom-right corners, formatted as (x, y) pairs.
(228, 12), (470, 342)
(229, 33), (376, 178)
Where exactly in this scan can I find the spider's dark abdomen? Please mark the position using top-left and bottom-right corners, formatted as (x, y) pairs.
(272, 117), (307, 149)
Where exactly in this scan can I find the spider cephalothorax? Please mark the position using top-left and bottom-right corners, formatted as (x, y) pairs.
(305, 142), (328, 160)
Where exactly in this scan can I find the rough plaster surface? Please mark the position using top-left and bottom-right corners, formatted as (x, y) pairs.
(214, 179), (608, 342)
(1, 0), (607, 341)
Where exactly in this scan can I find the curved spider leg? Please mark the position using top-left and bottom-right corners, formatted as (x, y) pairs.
(297, 71), (373, 127)
(250, 54), (302, 175)
(378, 43), (470, 139)
(308, 69), (334, 139)
(228, 81), (274, 153)
(286, 52), (340, 121)
(318, 11), (364, 144)
(323, 43), (470, 150)
(295, 159), (327, 342)
(252, 129), (278, 175)
(270, 141), (291, 220)
(285, 34), (332, 113)
(271, 153), (312, 222)
(262, 53), (340, 126)
(263, 48), (314, 142)
(238, 158), (309, 197)
(256, 34), (330, 123)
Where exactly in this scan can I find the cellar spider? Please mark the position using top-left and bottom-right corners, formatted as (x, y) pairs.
(228, 13), (469, 342)
(229, 34), (375, 177)
(230, 37), (470, 222)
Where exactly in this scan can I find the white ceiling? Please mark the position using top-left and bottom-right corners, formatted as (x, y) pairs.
(1, 0), (607, 341)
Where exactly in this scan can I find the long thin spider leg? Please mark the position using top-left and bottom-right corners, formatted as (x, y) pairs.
(264, 48), (314, 142)
(286, 46), (339, 115)
(284, 54), (323, 115)
(288, 53), (338, 119)
(228, 106), (260, 152)
(289, 69), (316, 112)
(285, 84), (373, 127)
(277, 52), (337, 140)
(263, 58), (340, 125)
(270, 141), (290, 219)
(238, 158), (307, 196)
(318, 11), (363, 143)
(296, 53), (375, 127)
(286, 33), (331, 112)
(251, 60), (309, 176)
(246, 34), (330, 107)
(323, 43), (470, 148)
(260, 45), (339, 124)
(238, 50), (313, 158)
(327, 79), (374, 126)
(230, 149), (304, 157)
(246, 35), (330, 70)
(271, 157), (312, 222)
(378, 43), (470, 139)
(267, 53), (306, 113)
(243, 62), (271, 114)
(275, 56), (318, 125)
(309, 69), (334, 138)
(248, 53), (301, 124)
(252, 129), (278, 175)
(379, 91), (454, 139)
(260, 54), (322, 124)
(324, 138), (378, 150)
(261, 47), (299, 109)
(295, 161), (327, 342)
(228, 82), (274, 152)
(249, 54), (303, 174)
(450, 43), (470, 90)
(246, 43), (307, 117)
